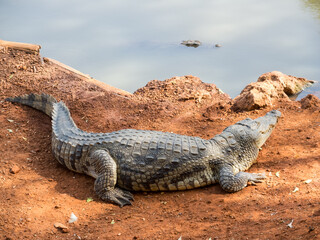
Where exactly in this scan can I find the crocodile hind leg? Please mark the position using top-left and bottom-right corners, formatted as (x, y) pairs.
(89, 149), (134, 207)
(219, 165), (266, 192)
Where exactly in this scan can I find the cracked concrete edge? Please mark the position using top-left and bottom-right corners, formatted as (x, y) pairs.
(0, 39), (41, 53)
(42, 57), (133, 98)
(0, 38), (132, 98)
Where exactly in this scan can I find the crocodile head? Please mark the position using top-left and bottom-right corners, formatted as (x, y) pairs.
(236, 110), (281, 148)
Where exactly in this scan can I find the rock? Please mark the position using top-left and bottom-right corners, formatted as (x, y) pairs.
(9, 165), (20, 174)
(68, 212), (78, 223)
(257, 71), (313, 96)
(54, 222), (69, 233)
(231, 81), (285, 111)
(231, 71), (314, 111)
(300, 94), (320, 109)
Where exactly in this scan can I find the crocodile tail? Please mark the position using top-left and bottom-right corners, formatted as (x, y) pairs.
(5, 93), (58, 117)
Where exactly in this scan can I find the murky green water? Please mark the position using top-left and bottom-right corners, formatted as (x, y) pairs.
(1, 0), (319, 98)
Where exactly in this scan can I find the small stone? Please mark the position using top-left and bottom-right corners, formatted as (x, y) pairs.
(308, 226), (315, 232)
(68, 212), (78, 223)
(292, 187), (299, 193)
(287, 219), (294, 228)
(10, 165), (20, 174)
(304, 179), (312, 184)
(54, 222), (69, 233)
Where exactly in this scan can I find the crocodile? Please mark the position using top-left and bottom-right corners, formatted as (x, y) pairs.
(6, 93), (281, 207)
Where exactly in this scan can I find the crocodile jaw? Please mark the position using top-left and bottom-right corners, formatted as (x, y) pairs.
(231, 110), (281, 149)
(250, 110), (281, 148)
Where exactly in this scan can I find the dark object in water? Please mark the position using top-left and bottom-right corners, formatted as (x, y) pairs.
(181, 40), (201, 48)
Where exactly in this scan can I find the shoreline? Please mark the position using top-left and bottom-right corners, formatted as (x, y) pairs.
(1, 39), (319, 239)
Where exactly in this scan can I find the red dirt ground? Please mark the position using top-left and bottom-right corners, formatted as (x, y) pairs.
(0, 49), (319, 240)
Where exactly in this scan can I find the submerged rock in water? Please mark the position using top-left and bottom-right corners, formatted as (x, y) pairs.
(231, 71), (315, 111)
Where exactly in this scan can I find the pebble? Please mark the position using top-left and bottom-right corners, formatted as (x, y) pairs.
(54, 222), (69, 233)
(9, 165), (20, 174)
(69, 212), (78, 223)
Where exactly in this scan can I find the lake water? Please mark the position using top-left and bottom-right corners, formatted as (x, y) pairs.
(1, 0), (320, 98)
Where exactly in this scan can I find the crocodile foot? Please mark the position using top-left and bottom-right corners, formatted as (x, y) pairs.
(220, 165), (267, 192)
(100, 187), (134, 207)
(246, 172), (266, 185)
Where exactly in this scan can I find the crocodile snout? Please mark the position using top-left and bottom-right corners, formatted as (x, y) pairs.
(255, 110), (281, 148)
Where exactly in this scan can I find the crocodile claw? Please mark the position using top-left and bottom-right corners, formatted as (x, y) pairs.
(100, 187), (134, 207)
(247, 173), (266, 185)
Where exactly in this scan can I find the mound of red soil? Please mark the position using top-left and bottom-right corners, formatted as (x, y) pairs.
(300, 94), (320, 110)
(134, 75), (231, 104)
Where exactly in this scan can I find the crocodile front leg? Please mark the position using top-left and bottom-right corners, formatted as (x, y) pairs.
(218, 164), (266, 192)
(89, 149), (134, 207)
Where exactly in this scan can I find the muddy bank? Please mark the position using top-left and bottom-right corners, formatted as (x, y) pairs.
(0, 41), (319, 239)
